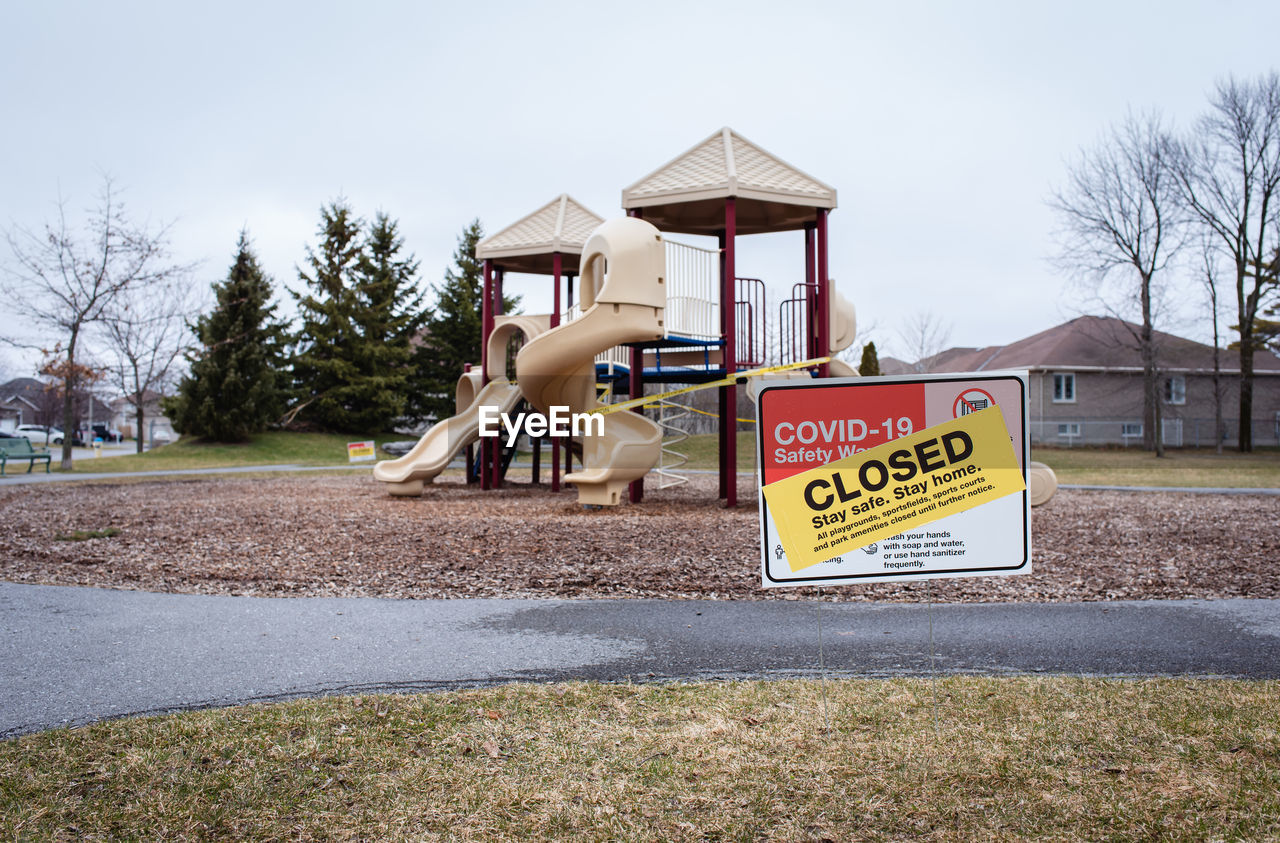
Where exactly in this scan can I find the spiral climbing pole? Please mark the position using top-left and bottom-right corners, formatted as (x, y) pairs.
(654, 398), (692, 489)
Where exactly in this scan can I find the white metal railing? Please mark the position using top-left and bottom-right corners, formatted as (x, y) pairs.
(557, 238), (722, 370)
(663, 239), (720, 340)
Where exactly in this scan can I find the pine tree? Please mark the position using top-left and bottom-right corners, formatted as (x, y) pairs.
(289, 199), (366, 431)
(405, 219), (519, 424)
(1258, 304), (1279, 354)
(163, 231), (286, 441)
(1247, 250), (1279, 354)
(288, 200), (427, 432)
(858, 341), (881, 377)
(352, 211), (427, 426)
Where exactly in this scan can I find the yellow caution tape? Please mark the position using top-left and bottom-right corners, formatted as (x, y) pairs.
(593, 358), (830, 416)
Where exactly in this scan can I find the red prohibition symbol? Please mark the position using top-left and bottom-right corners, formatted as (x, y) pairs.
(953, 388), (997, 418)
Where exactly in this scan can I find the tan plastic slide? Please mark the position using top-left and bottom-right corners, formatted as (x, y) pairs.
(374, 314), (551, 496)
(373, 376), (522, 496)
(516, 217), (667, 506)
(825, 288), (859, 377)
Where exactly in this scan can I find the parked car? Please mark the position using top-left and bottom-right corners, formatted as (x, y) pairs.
(91, 423), (123, 443)
(14, 424), (63, 445)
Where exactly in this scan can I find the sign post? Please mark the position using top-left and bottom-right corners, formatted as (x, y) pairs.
(756, 372), (1032, 588)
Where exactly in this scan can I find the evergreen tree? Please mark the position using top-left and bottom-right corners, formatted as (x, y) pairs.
(858, 341), (881, 377)
(163, 231), (286, 441)
(1258, 304), (1279, 354)
(289, 199), (365, 431)
(351, 211), (427, 427)
(405, 220), (519, 424)
(288, 200), (426, 432)
(1247, 250), (1279, 354)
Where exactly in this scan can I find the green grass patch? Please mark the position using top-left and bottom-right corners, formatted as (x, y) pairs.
(58, 432), (405, 474)
(2, 677), (1276, 839)
(672, 431), (756, 471)
(53, 527), (121, 542)
(1033, 446), (1280, 488)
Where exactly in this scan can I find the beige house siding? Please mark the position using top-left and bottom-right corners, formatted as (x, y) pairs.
(1028, 368), (1280, 447)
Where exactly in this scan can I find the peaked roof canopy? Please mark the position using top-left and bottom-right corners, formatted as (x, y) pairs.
(474, 194), (604, 275)
(621, 127), (837, 235)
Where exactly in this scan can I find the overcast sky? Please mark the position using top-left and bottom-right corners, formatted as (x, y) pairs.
(3, 1), (1278, 377)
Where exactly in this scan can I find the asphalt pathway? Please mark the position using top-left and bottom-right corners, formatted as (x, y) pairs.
(2, 582), (1276, 737)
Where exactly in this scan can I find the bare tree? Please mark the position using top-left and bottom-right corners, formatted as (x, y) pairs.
(896, 310), (953, 373)
(1, 177), (190, 468)
(1049, 111), (1183, 455)
(1170, 72), (1280, 452)
(1197, 235), (1229, 454)
(101, 276), (200, 452)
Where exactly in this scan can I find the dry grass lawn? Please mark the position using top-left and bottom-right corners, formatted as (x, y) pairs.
(2, 678), (1277, 840)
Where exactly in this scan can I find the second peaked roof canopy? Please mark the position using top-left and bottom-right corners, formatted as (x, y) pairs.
(475, 194), (604, 275)
(621, 127), (837, 235)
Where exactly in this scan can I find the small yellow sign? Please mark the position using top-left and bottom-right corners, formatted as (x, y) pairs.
(347, 440), (376, 462)
(761, 406), (1025, 573)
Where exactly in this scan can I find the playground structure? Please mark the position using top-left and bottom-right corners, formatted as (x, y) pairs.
(375, 128), (1057, 507)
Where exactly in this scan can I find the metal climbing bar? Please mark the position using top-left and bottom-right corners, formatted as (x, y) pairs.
(654, 399), (691, 489)
(736, 276), (766, 368)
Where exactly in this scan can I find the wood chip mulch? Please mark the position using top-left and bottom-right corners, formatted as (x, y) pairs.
(0, 474), (1275, 603)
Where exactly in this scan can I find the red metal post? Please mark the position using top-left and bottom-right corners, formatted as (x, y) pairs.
(717, 233), (727, 500)
(627, 207), (645, 503)
(481, 260), (494, 381)
(480, 260), (493, 490)
(551, 252), (562, 492)
(551, 254), (562, 328)
(564, 272), (575, 481)
(720, 198), (738, 507)
(816, 210), (830, 379)
(492, 269), (505, 489)
(628, 346), (644, 503)
(804, 224), (816, 360)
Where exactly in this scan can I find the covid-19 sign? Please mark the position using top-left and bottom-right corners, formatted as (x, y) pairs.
(755, 372), (1032, 588)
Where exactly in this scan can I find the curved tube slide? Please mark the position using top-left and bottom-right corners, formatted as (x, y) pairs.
(517, 217), (667, 506)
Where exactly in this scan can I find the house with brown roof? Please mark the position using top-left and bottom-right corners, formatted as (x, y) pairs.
(894, 316), (1280, 447)
(0, 377), (114, 433)
(0, 379), (42, 431)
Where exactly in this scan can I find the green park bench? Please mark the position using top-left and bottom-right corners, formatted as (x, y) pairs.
(0, 438), (52, 475)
